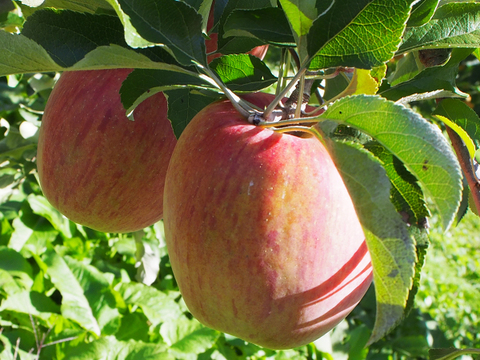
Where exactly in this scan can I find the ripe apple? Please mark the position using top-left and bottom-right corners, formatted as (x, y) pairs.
(36, 69), (176, 233)
(163, 93), (373, 349)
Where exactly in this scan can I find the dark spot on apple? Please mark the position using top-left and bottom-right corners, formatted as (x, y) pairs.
(339, 111), (342, 114)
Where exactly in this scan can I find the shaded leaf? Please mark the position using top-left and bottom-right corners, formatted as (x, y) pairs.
(429, 348), (480, 360)
(407, 0), (439, 27)
(216, 0), (274, 55)
(117, 0), (207, 66)
(165, 89), (219, 139)
(322, 140), (415, 345)
(23, 0), (113, 14)
(381, 48), (472, 102)
(119, 68), (215, 118)
(0, 31), (186, 77)
(434, 98), (480, 150)
(318, 95), (462, 230)
(364, 141), (430, 224)
(21, 9), (126, 67)
(222, 8), (294, 46)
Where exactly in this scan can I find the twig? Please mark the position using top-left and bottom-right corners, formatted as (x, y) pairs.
(445, 126), (480, 214)
(42, 336), (79, 347)
(14, 337), (20, 360)
(29, 314), (39, 352)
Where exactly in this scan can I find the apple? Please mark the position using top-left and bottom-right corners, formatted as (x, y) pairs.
(36, 69), (177, 233)
(163, 93), (373, 349)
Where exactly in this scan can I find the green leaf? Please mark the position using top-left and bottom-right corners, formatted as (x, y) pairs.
(22, 0), (113, 14)
(0, 247), (33, 294)
(435, 114), (476, 159)
(407, 0), (439, 27)
(117, 0), (207, 67)
(318, 95), (462, 230)
(165, 89), (219, 139)
(216, 0), (274, 55)
(42, 248), (121, 335)
(9, 212), (58, 253)
(0, 290), (60, 321)
(21, 9), (126, 67)
(210, 54), (277, 91)
(399, 2), (480, 54)
(119, 68), (215, 117)
(434, 98), (480, 150)
(64, 336), (174, 360)
(222, 8), (294, 46)
(387, 52), (421, 86)
(364, 141), (430, 224)
(27, 194), (75, 238)
(323, 140), (415, 345)
(381, 48), (472, 102)
(429, 348), (480, 360)
(160, 315), (220, 359)
(278, 0), (318, 59)
(116, 282), (183, 327)
(0, 32), (186, 77)
(307, 0), (414, 70)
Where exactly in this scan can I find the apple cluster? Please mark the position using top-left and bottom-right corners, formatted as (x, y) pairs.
(36, 24), (372, 351)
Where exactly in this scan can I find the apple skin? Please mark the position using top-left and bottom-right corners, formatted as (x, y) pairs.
(37, 69), (177, 233)
(163, 93), (373, 349)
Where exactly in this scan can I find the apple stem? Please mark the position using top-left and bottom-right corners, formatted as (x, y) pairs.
(198, 66), (261, 119)
(263, 67), (307, 121)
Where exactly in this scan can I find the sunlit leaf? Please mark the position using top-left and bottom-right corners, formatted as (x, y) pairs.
(210, 54), (277, 91)
(318, 95), (462, 230)
(307, 0), (414, 70)
(116, 282), (183, 327)
(399, 2), (480, 54)
(42, 248), (121, 335)
(64, 336), (174, 360)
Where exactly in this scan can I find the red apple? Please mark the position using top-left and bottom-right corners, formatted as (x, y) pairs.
(37, 69), (176, 233)
(163, 93), (373, 349)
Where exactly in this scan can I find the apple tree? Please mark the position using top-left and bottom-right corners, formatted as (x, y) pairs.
(1, 0), (480, 358)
